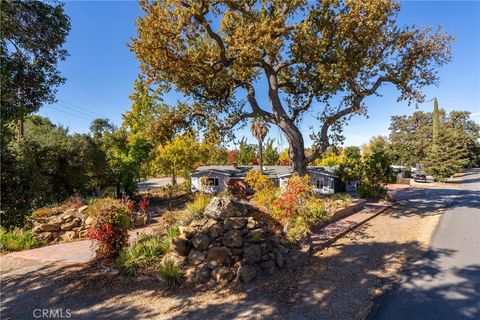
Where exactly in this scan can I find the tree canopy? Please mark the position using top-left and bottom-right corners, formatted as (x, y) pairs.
(1, 0), (70, 136)
(131, 0), (452, 175)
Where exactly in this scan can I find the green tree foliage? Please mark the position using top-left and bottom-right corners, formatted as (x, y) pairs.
(1, 0), (70, 136)
(0, 117), (115, 227)
(132, 0), (452, 175)
(263, 139), (280, 165)
(389, 111), (439, 166)
(423, 126), (471, 182)
(432, 98), (440, 145)
(389, 109), (479, 177)
(336, 147), (363, 183)
(358, 149), (395, 198)
(152, 134), (202, 184)
(237, 137), (257, 165)
(336, 146), (394, 199)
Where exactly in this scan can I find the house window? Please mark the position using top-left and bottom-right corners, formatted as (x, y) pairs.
(207, 177), (219, 186)
(316, 178), (324, 189)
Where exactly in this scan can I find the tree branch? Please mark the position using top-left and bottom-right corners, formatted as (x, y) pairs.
(291, 93), (315, 120)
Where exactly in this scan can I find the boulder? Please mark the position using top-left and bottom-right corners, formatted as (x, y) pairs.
(61, 221), (79, 231)
(207, 247), (232, 266)
(38, 223), (60, 232)
(38, 232), (53, 242)
(246, 217), (257, 229)
(62, 231), (77, 241)
(245, 228), (266, 243)
(212, 267), (235, 284)
(187, 249), (206, 266)
(62, 212), (76, 222)
(85, 216), (95, 226)
(192, 233), (210, 251)
(209, 224), (224, 239)
(162, 252), (186, 268)
(275, 251), (284, 268)
(79, 230), (89, 238)
(186, 267), (210, 284)
(259, 260), (275, 274)
(238, 265), (258, 283)
(179, 226), (196, 239)
(224, 217), (248, 230)
(243, 244), (262, 264)
(204, 197), (246, 220)
(170, 237), (191, 256)
(222, 230), (243, 248)
(201, 219), (217, 230)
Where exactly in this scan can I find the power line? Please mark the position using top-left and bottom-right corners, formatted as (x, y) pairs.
(46, 105), (94, 122)
(68, 79), (119, 108)
(58, 88), (118, 113)
(57, 99), (106, 118)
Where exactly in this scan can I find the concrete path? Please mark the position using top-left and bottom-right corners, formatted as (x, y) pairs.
(4, 222), (163, 264)
(369, 168), (480, 320)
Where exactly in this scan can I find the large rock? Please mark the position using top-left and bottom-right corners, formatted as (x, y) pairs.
(238, 265), (258, 283)
(38, 223), (60, 232)
(186, 267), (210, 284)
(224, 217), (248, 230)
(61, 231), (77, 241)
(192, 233), (210, 251)
(222, 230), (243, 248)
(187, 249), (206, 266)
(245, 228), (266, 243)
(243, 244), (262, 264)
(85, 216), (95, 226)
(162, 252), (186, 268)
(207, 247), (232, 266)
(212, 267), (235, 284)
(61, 221), (79, 231)
(204, 197), (247, 220)
(209, 224), (224, 239)
(275, 251), (284, 268)
(179, 226), (196, 239)
(170, 237), (191, 256)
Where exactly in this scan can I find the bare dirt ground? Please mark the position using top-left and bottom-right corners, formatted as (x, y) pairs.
(1, 197), (442, 320)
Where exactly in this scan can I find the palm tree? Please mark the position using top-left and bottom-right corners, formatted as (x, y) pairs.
(250, 118), (269, 173)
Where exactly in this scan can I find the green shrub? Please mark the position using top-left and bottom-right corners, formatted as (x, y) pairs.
(87, 198), (133, 260)
(0, 228), (43, 253)
(182, 193), (211, 222)
(165, 225), (180, 241)
(116, 235), (168, 276)
(158, 260), (180, 284)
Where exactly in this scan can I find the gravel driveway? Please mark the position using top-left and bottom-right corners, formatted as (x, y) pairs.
(1, 193), (443, 320)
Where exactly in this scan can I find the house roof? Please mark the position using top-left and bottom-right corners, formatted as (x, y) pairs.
(191, 165), (338, 179)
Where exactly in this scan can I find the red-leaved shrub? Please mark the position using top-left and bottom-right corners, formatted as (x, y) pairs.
(87, 198), (132, 260)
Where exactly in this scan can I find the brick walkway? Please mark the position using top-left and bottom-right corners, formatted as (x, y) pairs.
(4, 222), (163, 264)
(310, 202), (391, 252)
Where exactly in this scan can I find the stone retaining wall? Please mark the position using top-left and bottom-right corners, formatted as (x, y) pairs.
(164, 197), (289, 285)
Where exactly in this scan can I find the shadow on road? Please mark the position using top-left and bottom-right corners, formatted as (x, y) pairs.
(1, 239), (456, 319)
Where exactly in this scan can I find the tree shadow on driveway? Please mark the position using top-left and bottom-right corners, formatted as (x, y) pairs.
(1, 239), (454, 320)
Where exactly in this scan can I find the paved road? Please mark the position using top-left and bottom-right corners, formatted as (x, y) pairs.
(369, 168), (480, 320)
(137, 177), (185, 192)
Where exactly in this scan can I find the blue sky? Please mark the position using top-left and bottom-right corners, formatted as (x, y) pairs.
(39, 1), (480, 149)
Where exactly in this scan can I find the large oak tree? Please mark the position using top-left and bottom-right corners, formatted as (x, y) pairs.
(131, 0), (452, 175)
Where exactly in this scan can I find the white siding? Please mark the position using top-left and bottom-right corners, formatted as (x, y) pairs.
(310, 172), (335, 195)
(191, 174), (229, 194)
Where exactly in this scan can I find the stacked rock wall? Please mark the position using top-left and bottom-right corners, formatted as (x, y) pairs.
(165, 197), (289, 284)
(31, 206), (92, 242)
